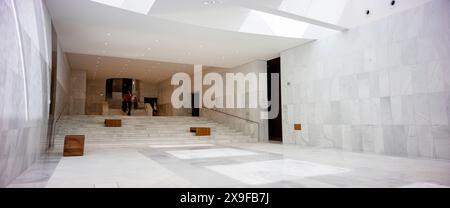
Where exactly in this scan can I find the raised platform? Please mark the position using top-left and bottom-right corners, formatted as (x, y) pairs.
(53, 116), (257, 150)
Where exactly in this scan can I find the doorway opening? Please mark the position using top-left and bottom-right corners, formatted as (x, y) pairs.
(267, 57), (283, 142)
(191, 93), (200, 117)
(144, 97), (158, 116)
(46, 24), (58, 148)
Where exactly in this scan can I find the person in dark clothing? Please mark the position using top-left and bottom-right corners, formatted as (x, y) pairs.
(124, 90), (132, 116)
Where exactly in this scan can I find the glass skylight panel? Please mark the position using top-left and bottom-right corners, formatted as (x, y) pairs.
(278, 0), (348, 25)
(239, 10), (309, 39)
(91, 0), (156, 15)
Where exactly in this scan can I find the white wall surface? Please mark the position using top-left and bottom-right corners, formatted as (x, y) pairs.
(281, 0), (450, 159)
(0, 0), (55, 187)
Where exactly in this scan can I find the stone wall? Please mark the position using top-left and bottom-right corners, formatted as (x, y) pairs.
(85, 78), (105, 115)
(157, 77), (192, 116)
(280, 0), (450, 159)
(69, 70), (86, 115)
(54, 42), (71, 120)
(0, 0), (61, 187)
(200, 61), (269, 141)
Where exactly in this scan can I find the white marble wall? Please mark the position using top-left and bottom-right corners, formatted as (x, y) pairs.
(200, 61), (269, 141)
(0, 0), (52, 187)
(281, 0), (450, 160)
(85, 78), (106, 115)
(157, 77), (192, 116)
(140, 81), (158, 102)
(54, 42), (72, 119)
(69, 70), (86, 115)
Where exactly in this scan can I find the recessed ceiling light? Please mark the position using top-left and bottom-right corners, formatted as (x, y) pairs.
(104, 42), (109, 46)
(155, 39), (160, 43)
(106, 33), (111, 36)
(147, 47), (152, 50)
(390, 0), (396, 6)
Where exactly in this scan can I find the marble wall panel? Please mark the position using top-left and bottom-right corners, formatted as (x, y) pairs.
(0, 0), (69, 187)
(69, 70), (86, 115)
(199, 61), (269, 141)
(432, 125), (450, 160)
(280, 0), (450, 160)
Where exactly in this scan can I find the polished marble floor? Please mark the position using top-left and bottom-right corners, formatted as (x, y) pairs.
(7, 142), (450, 188)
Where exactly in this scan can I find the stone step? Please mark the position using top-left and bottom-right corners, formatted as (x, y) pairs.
(54, 133), (249, 140)
(53, 137), (254, 146)
(54, 116), (256, 146)
(55, 130), (244, 135)
(55, 128), (238, 132)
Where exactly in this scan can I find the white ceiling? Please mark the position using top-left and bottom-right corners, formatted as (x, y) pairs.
(46, 0), (432, 79)
(67, 53), (208, 83)
(45, 0), (314, 69)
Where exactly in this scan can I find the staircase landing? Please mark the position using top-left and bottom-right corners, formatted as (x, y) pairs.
(53, 116), (257, 150)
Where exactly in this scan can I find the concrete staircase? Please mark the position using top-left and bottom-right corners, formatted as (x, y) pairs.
(53, 116), (257, 149)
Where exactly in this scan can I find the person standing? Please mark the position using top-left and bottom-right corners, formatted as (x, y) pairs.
(124, 90), (132, 116)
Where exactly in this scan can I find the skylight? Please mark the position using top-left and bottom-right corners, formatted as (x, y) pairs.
(91, 0), (156, 15)
(278, 0), (348, 25)
(239, 10), (309, 39)
(234, 0), (347, 39)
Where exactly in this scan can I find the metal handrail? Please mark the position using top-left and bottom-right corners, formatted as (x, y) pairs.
(202, 108), (260, 140)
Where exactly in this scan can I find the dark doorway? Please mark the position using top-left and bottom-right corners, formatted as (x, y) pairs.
(144, 97), (158, 115)
(105, 79), (113, 100)
(122, 78), (133, 93)
(144, 97), (158, 108)
(191, 93), (200, 117)
(267, 57), (283, 142)
(46, 24), (58, 148)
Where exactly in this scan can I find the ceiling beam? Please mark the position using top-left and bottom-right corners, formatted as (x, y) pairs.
(227, 0), (348, 32)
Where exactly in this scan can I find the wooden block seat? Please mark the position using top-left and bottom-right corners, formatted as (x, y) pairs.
(64, 135), (85, 157)
(190, 127), (211, 136)
(105, 119), (122, 127)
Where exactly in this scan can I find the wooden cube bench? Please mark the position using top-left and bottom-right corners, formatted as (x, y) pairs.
(190, 127), (211, 136)
(105, 119), (122, 127)
(64, 135), (85, 157)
